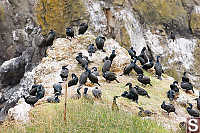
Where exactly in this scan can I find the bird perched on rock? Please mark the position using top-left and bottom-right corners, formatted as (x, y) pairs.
(68, 73), (78, 87)
(142, 59), (154, 71)
(29, 84), (40, 96)
(66, 27), (74, 40)
(71, 88), (81, 100)
(103, 71), (120, 83)
(137, 74), (152, 86)
(78, 23), (88, 35)
(186, 103), (199, 117)
(109, 50), (116, 63)
(170, 31), (175, 42)
(170, 81), (179, 93)
(36, 85), (45, 99)
(138, 47), (148, 64)
(91, 67), (99, 76)
(76, 53), (89, 68)
(181, 81), (194, 93)
(182, 71), (189, 83)
(60, 65), (69, 81)
(88, 69), (101, 86)
(102, 57), (112, 73)
(88, 44), (96, 56)
(134, 85), (150, 98)
(47, 92), (60, 103)
(92, 87), (102, 100)
(137, 107), (155, 117)
(23, 95), (40, 107)
(83, 88), (94, 104)
(79, 67), (90, 87)
(137, 56), (145, 66)
(133, 58), (143, 75)
(95, 36), (106, 52)
(167, 90), (176, 101)
(154, 56), (163, 80)
(120, 60), (134, 76)
(194, 94), (200, 110)
(161, 101), (177, 115)
(46, 29), (56, 46)
(127, 47), (136, 59)
(112, 96), (120, 111)
(53, 82), (63, 95)
(125, 83), (138, 103)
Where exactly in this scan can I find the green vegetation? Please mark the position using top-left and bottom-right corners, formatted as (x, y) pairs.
(0, 99), (169, 133)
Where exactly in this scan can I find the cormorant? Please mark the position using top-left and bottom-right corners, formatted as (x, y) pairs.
(186, 103), (199, 117)
(68, 73), (78, 87)
(88, 44), (96, 56)
(133, 58), (143, 75)
(120, 60), (134, 76)
(53, 82), (63, 95)
(29, 84), (40, 96)
(88, 69), (101, 86)
(167, 90), (176, 101)
(66, 27), (74, 40)
(75, 53), (89, 68)
(23, 95), (39, 107)
(60, 65), (69, 81)
(142, 59), (154, 71)
(170, 31), (175, 42)
(92, 87), (102, 99)
(170, 81), (179, 93)
(161, 101), (177, 115)
(125, 83), (138, 103)
(91, 67), (99, 76)
(36, 85), (45, 99)
(47, 92), (60, 103)
(103, 71), (120, 83)
(137, 107), (155, 117)
(138, 47), (148, 64)
(79, 67), (90, 87)
(95, 36), (106, 52)
(182, 72), (189, 83)
(154, 56), (163, 80)
(134, 85), (150, 98)
(46, 29), (56, 46)
(109, 50), (116, 63)
(102, 57), (111, 73)
(137, 74), (152, 86)
(127, 47), (136, 59)
(78, 23), (88, 35)
(181, 81), (194, 93)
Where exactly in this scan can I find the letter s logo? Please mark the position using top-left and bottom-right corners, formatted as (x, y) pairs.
(188, 119), (198, 132)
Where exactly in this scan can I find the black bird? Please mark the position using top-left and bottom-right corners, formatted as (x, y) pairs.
(127, 47), (136, 59)
(60, 65), (69, 81)
(194, 92), (200, 110)
(120, 60), (134, 76)
(134, 85), (150, 98)
(187, 103), (199, 117)
(71, 88), (81, 100)
(23, 95), (39, 107)
(167, 90), (176, 101)
(170, 81), (179, 93)
(91, 67), (99, 76)
(125, 83), (138, 103)
(79, 67), (90, 87)
(112, 96), (120, 111)
(36, 85), (45, 99)
(142, 59), (154, 71)
(109, 50), (116, 63)
(66, 27), (74, 39)
(88, 69), (101, 86)
(154, 56), (163, 80)
(121, 91), (128, 98)
(83, 88), (94, 104)
(138, 47), (148, 64)
(78, 23), (88, 35)
(30, 84), (40, 96)
(137, 56), (146, 66)
(181, 81), (194, 93)
(92, 87), (102, 99)
(161, 101), (177, 115)
(75, 53), (89, 68)
(137, 74), (152, 86)
(88, 44), (96, 56)
(170, 31), (175, 42)
(46, 29), (56, 46)
(68, 73), (78, 87)
(138, 107), (155, 117)
(95, 36), (106, 52)
(47, 92), (60, 103)
(133, 58), (143, 75)
(102, 57), (111, 73)
(53, 82), (63, 95)
(103, 71), (120, 83)
(182, 72), (189, 83)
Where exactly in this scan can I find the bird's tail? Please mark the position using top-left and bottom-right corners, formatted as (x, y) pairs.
(102, 49), (106, 52)
(119, 73), (123, 76)
(89, 53), (92, 56)
(115, 79), (120, 83)
(174, 111), (177, 115)
(97, 83), (101, 86)
(147, 95), (150, 98)
(158, 76), (162, 80)
(149, 83), (153, 86)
